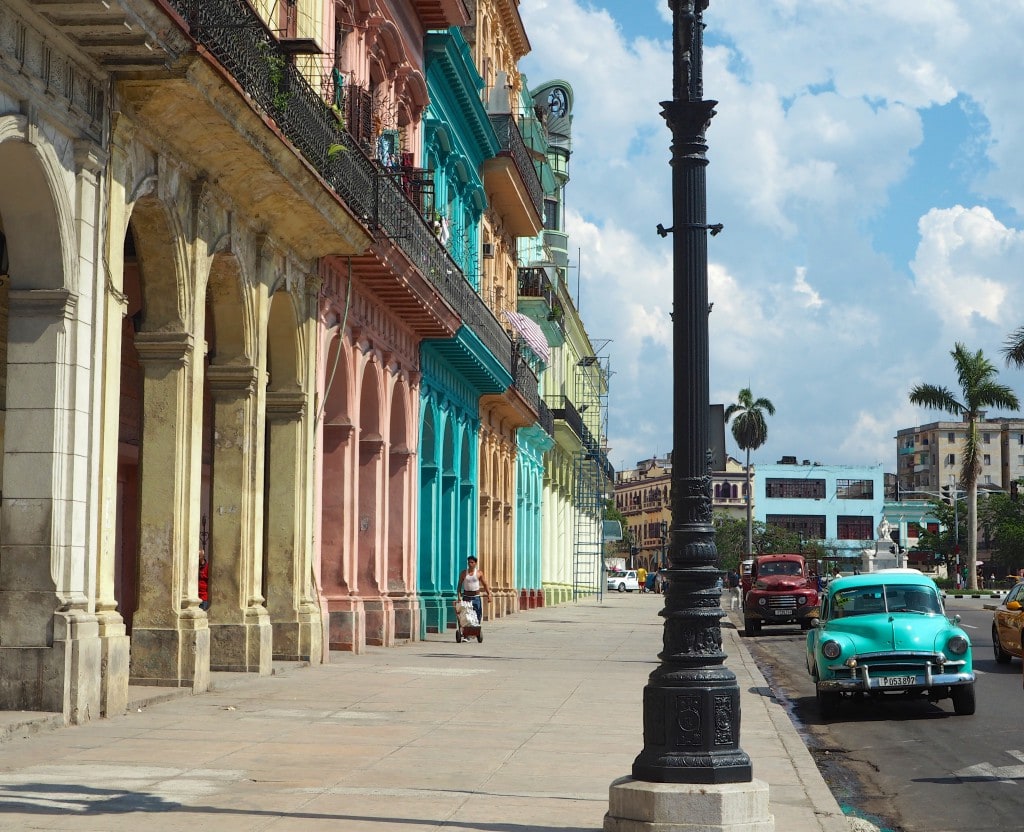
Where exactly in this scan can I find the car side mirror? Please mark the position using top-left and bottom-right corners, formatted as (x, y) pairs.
(1007, 600), (1022, 611)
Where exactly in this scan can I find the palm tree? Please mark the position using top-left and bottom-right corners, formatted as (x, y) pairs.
(909, 343), (1019, 590)
(725, 388), (776, 559)
(1003, 325), (1024, 369)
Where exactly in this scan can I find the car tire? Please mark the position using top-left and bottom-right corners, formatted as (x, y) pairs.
(617, 583), (626, 593)
(816, 686), (840, 719)
(951, 683), (976, 716)
(993, 624), (1012, 664)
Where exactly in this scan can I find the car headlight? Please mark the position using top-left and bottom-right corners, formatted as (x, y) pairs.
(798, 596), (807, 605)
(758, 597), (767, 606)
(946, 635), (969, 656)
(822, 640), (842, 660)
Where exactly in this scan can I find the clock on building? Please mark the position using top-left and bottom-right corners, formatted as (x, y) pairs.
(547, 86), (568, 118)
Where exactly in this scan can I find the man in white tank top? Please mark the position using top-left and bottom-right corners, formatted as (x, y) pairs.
(457, 555), (492, 626)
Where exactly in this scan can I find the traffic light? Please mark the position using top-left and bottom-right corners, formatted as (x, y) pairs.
(940, 484), (952, 505)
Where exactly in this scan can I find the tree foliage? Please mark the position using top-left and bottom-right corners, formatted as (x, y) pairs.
(724, 387), (776, 557)
(978, 491), (1024, 575)
(908, 343), (1020, 589)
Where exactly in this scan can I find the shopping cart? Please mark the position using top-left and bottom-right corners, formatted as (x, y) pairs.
(454, 598), (483, 643)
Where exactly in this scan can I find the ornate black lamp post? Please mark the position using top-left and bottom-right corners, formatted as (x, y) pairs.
(630, 0), (752, 785)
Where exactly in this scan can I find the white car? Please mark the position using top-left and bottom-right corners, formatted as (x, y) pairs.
(607, 570), (640, 593)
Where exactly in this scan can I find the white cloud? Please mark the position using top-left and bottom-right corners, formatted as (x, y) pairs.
(519, 0), (1024, 473)
(792, 267), (823, 310)
(910, 206), (1020, 329)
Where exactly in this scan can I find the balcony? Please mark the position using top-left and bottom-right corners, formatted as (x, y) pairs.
(160, 0), (512, 375)
(483, 114), (543, 237)
(517, 266), (565, 346)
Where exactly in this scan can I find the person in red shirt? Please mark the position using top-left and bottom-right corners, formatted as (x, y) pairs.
(198, 547), (210, 611)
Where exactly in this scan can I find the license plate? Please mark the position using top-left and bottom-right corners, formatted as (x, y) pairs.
(774, 609), (794, 616)
(880, 675), (916, 687)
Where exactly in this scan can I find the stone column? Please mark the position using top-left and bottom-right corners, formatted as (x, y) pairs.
(206, 363), (272, 674)
(130, 331), (209, 690)
(94, 141), (131, 717)
(0, 288), (101, 721)
(265, 389), (321, 662)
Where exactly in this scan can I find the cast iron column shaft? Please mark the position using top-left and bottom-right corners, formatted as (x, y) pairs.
(631, 0), (752, 784)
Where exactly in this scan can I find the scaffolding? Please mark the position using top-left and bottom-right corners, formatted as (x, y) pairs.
(573, 352), (612, 600)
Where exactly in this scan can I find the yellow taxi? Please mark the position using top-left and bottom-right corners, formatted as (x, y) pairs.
(992, 581), (1024, 663)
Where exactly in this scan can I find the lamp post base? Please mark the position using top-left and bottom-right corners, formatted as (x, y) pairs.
(604, 776), (774, 832)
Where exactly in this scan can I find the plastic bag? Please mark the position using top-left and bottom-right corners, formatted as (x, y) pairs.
(456, 601), (479, 628)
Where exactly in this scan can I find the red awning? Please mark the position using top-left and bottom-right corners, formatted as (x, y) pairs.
(503, 310), (550, 363)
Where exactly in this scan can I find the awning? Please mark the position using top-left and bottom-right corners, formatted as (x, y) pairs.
(503, 310), (550, 363)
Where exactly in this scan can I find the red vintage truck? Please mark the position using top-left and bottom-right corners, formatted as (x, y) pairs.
(742, 553), (820, 637)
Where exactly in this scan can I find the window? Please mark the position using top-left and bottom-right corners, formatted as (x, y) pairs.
(983, 454), (991, 466)
(543, 199), (559, 231)
(766, 515), (825, 538)
(946, 453), (955, 466)
(947, 432), (955, 443)
(983, 432), (991, 444)
(984, 474), (992, 484)
(765, 478), (826, 499)
(907, 522), (921, 539)
(836, 479), (874, 500)
(837, 516), (874, 540)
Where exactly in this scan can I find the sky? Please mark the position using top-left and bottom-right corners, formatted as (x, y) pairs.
(517, 0), (1024, 476)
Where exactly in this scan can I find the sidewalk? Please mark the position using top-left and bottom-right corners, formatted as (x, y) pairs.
(0, 594), (869, 831)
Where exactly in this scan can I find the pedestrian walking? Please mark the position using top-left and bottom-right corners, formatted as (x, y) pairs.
(727, 568), (742, 610)
(456, 555), (492, 627)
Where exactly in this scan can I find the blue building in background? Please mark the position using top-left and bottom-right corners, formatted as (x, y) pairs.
(753, 457), (885, 563)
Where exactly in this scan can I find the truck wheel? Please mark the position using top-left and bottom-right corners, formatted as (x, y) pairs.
(744, 619), (759, 637)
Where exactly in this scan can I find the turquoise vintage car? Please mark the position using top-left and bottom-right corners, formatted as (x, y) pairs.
(805, 570), (975, 718)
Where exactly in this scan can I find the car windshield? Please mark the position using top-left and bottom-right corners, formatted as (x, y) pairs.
(831, 584), (942, 618)
(759, 561), (803, 576)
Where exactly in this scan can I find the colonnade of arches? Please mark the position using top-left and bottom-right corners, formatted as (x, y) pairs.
(315, 275), (420, 653)
(0, 113), (323, 719)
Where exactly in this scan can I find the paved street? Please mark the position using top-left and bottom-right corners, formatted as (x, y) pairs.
(0, 593), (860, 831)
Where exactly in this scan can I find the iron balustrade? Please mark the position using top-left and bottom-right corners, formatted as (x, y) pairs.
(512, 350), (541, 415)
(518, 266), (556, 305)
(164, 0), (513, 376)
(537, 399), (554, 437)
(489, 114), (544, 220)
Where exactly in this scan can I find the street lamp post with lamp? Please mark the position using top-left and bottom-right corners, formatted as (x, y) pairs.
(605, 2), (772, 830)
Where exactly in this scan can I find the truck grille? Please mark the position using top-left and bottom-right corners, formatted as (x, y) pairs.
(766, 595), (798, 608)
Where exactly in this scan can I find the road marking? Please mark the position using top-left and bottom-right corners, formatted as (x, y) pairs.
(954, 750), (1024, 784)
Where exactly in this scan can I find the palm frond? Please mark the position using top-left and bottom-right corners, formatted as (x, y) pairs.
(908, 384), (962, 416)
(1003, 326), (1024, 368)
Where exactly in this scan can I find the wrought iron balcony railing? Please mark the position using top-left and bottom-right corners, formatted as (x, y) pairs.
(537, 398), (554, 437)
(164, 0), (512, 375)
(489, 114), (544, 220)
(518, 266), (555, 305)
(512, 349), (540, 415)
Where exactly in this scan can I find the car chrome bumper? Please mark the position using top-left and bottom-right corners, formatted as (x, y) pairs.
(818, 666), (974, 692)
(747, 607), (819, 622)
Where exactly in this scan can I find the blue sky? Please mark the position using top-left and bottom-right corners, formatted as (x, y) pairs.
(519, 0), (1024, 475)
